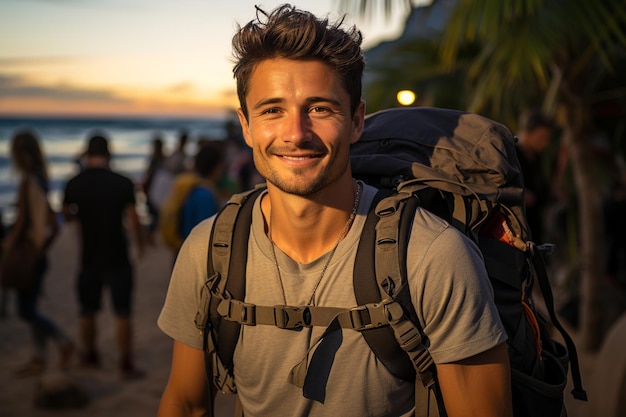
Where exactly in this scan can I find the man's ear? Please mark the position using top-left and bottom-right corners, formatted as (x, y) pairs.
(236, 108), (253, 148)
(350, 100), (366, 144)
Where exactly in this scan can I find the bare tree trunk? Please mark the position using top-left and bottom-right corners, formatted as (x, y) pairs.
(563, 101), (607, 352)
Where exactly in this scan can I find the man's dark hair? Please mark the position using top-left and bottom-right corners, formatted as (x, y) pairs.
(232, 4), (364, 120)
(86, 133), (111, 158)
(194, 141), (224, 178)
(519, 109), (555, 132)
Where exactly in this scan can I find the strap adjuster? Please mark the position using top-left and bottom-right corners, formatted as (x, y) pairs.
(348, 301), (391, 330)
(217, 299), (256, 325)
(397, 321), (423, 352)
(274, 305), (311, 329)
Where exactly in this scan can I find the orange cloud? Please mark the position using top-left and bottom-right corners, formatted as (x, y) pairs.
(0, 74), (237, 117)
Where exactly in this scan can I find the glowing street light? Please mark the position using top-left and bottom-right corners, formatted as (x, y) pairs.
(397, 90), (416, 106)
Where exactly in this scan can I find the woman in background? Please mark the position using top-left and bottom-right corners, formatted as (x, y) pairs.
(3, 128), (74, 376)
(141, 134), (166, 244)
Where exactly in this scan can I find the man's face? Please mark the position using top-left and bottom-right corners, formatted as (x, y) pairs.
(237, 58), (364, 196)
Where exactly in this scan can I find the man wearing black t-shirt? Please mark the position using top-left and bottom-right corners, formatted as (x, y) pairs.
(63, 133), (145, 379)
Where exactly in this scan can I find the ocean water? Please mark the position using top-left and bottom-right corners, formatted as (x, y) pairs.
(0, 115), (229, 228)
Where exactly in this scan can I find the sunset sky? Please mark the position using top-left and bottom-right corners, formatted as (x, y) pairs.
(1, 0), (416, 118)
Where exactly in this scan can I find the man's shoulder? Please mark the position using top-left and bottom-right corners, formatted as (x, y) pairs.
(64, 170), (88, 189)
(190, 216), (216, 236)
(98, 169), (135, 190)
(105, 168), (133, 182)
(65, 169), (134, 196)
(75, 167), (128, 178)
(413, 206), (450, 229)
(408, 206), (477, 253)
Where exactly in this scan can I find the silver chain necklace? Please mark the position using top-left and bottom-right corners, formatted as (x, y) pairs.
(269, 180), (362, 306)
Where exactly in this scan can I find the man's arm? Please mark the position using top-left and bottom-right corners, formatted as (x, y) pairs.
(158, 340), (214, 417)
(436, 343), (513, 417)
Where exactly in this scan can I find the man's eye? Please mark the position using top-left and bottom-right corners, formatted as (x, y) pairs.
(310, 106), (329, 113)
(261, 108), (280, 115)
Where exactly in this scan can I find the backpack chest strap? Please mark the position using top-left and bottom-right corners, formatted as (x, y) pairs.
(216, 297), (399, 331)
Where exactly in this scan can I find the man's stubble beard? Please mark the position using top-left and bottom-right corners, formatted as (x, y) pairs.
(258, 154), (350, 197)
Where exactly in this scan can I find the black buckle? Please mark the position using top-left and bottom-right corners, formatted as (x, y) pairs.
(349, 305), (373, 330)
(349, 302), (389, 330)
(218, 299), (256, 326)
(274, 306), (311, 329)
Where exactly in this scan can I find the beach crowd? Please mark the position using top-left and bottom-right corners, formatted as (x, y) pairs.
(0, 122), (252, 416)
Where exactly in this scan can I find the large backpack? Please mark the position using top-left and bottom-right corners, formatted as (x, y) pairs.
(197, 107), (587, 417)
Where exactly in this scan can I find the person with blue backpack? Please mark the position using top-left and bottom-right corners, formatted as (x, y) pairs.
(157, 5), (513, 417)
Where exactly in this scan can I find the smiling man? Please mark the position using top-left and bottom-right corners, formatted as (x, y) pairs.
(157, 5), (512, 417)
(241, 58), (357, 200)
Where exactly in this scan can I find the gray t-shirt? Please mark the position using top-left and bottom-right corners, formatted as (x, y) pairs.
(158, 184), (507, 417)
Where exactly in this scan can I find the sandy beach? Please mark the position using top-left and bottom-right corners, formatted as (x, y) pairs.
(0, 220), (606, 417)
(0, 223), (235, 417)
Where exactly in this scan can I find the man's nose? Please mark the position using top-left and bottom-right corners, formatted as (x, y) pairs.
(283, 112), (311, 144)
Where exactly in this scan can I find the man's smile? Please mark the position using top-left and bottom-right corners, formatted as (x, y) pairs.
(279, 154), (323, 160)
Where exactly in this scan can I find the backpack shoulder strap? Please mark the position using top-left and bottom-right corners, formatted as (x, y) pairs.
(354, 187), (446, 417)
(354, 188), (415, 381)
(529, 244), (587, 401)
(200, 185), (265, 393)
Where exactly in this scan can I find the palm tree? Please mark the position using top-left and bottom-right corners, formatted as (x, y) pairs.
(340, 0), (626, 351)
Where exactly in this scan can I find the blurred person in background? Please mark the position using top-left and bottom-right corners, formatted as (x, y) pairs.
(163, 129), (190, 175)
(225, 118), (262, 192)
(159, 141), (226, 256)
(62, 132), (146, 380)
(147, 129), (191, 217)
(3, 128), (74, 377)
(141, 134), (166, 244)
(515, 109), (555, 243)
